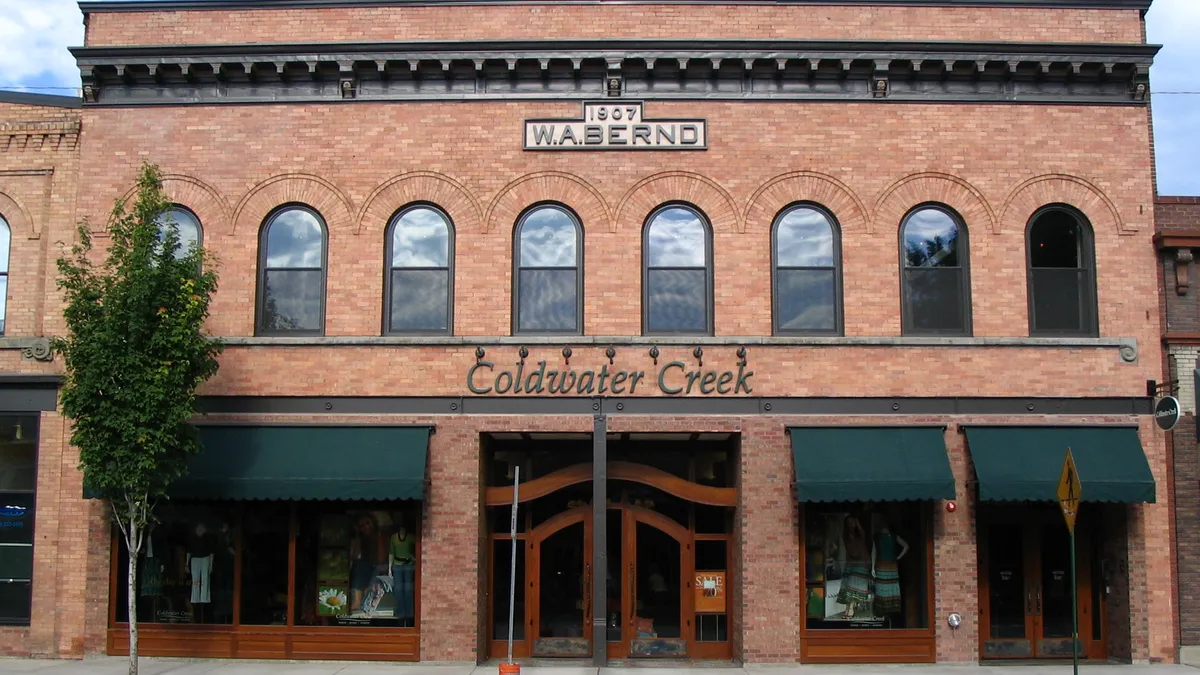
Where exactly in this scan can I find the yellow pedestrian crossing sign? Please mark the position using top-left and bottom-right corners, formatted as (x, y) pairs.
(1057, 448), (1082, 533)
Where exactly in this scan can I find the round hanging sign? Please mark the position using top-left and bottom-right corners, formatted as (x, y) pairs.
(1155, 396), (1181, 431)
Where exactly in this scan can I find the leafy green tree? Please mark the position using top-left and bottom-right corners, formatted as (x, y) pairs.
(54, 163), (222, 675)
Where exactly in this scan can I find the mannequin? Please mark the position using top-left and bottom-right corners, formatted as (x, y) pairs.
(350, 514), (383, 613)
(389, 522), (416, 624)
(872, 519), (909, 618)
(186, 522), (215, 616)
(835, 515), (871, 618)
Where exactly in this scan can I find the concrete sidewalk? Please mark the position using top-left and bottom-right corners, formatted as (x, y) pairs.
(0, 660), (1195, 675)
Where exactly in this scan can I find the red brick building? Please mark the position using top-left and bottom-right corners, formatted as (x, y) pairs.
(0, 0), (1176, 665)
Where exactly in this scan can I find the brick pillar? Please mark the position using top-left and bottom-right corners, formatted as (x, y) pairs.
(936, 425), (979, 662)
(420, 422), (480, 662)
(1129, 420), (1176, 662)
(1173, 415), (1200, 647)
(737, 419), (800, 663)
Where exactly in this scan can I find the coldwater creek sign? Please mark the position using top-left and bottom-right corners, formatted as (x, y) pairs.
(525, 101), (707, 150)
(468, 360), (753, 396)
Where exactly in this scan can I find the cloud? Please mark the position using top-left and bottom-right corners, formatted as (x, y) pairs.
(0, 0), (83, 93)
(1147, 0), (1200, 195)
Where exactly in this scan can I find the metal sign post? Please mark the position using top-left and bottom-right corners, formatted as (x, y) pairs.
(1057, 449), (1082, 675)
(507, 466), (520, 664)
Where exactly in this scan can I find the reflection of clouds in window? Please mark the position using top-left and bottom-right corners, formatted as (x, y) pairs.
(155, 208), (201, 260)
(391, 270), (449, 332)
(518, 269), (577, 331)
(262, 269), (323, 332)
(0, 216), (10, 273)
(265, 208), (324, 269)
(648, 207), (706, 268)
(519, 207), (578, 268)
(777, 269), (836, 331)
(392, 208), (450, 268)
(903, 208), (959, 268)
(775, 207), (834, 267)
(646, 269), (706, 332)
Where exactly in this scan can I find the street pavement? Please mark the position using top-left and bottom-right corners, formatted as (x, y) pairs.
(0, 659), (1196, 675)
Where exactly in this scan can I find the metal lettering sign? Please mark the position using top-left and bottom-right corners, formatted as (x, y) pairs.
(525, 101), (707, 151)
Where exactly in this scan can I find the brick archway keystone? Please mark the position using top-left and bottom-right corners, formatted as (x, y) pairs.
(485, 171), (610, 234)
(1000, 173), (1128, 235)
(616, 170), (740, 233)
(873, 172), (997, 235)
(358, 171), (483, 236)
(232, 173), (355, 235)
(743, 171), (868, 235)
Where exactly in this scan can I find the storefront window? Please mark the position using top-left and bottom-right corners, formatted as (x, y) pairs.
(0, 414), (37, 626)
(116, 503), (236, 625)
(294, 502), (419, 627)
(240, 503), (289, 625)
(803, 502), (928, 630)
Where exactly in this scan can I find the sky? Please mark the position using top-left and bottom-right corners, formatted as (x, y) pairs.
(0, 0), (1197, 194)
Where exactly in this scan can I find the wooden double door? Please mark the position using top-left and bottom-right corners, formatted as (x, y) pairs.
(979, 507), (1106, 660)
(526, 503), (697, 659)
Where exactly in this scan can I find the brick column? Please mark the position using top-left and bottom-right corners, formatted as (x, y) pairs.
(419, 421), (481, 662)
(737, 418), (800, 663)
(935, 425), (979, 662)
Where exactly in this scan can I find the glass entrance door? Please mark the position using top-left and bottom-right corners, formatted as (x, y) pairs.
(980, 509), (1100, 661)
(530, 513), (590, 657)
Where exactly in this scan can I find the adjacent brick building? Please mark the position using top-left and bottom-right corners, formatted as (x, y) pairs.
(0, 0), (1176, 665)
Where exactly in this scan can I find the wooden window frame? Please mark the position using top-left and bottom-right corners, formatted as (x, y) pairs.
(254, 203), (328, 337)
(771, 202), (843, 336)
(1025, 204), (1100, 337)
(512, 202), (584, 336)
(642, 202), (715, 337)
(383, 202), (455, 336)
(899, 203), (973, 337)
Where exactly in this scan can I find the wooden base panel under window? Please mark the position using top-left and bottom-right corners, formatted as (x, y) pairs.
(106, 625), (419, 661)
(800, 632), (935, 663)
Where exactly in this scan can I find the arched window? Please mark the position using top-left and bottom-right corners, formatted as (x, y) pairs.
(643, 204), (712, 335)
(513, 204), (582, 334)
(900, 205), (971, 335)
(386, 205), (453, 334)
(256, 205), (327, 335)
(1027, 206), (1098, 336)
(0, 215), (9, 336)
(773, 204), (841, 334)
(154, 206), (202, 259)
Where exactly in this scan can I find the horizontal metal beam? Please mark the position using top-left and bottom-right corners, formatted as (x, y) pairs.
(197, 395), (1153, 416)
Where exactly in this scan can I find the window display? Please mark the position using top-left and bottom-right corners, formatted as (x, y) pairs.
(296, 503), (419, 627)
(0, 414), (37, 626)
(804, 502), (927, 630)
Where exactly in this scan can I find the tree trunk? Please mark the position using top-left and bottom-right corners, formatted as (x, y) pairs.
(126, 513), (139, 675)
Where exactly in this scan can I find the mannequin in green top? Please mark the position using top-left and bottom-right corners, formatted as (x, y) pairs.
(389, 525), (416, 623)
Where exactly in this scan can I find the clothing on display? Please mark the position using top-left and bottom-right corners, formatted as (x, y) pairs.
(190, 554), (212, 604)
(872, 530), (902, 615)
(139, 535), (163, 598)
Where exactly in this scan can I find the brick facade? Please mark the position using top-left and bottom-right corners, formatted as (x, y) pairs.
(0, 0), (1176, 666)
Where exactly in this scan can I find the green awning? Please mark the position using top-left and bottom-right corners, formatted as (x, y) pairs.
(790, 427), (956, 502)
(169, 425), (431, 500)
(964, 426), (1155, 503)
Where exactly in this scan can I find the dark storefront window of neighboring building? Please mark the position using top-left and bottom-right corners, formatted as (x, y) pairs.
(513, 204), (582, 334)
(256, 205), (327, 335)
(803, 502), (929, 631)
(114, 501), (420, 629)
(1027, 206), (1098, 336)
(900, 205), (971, 336)
(643, 204), (713, 335)
(0, 415), (38, 625)
(386, 205), (454, 334)
(773, 204), (841, 335)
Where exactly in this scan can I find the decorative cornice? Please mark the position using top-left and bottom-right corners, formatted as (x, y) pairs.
(77, 0), (1155, 12)
(71, 39), (1157, 107)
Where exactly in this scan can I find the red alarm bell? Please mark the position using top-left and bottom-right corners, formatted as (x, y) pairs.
(945, 501), (958, 513)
